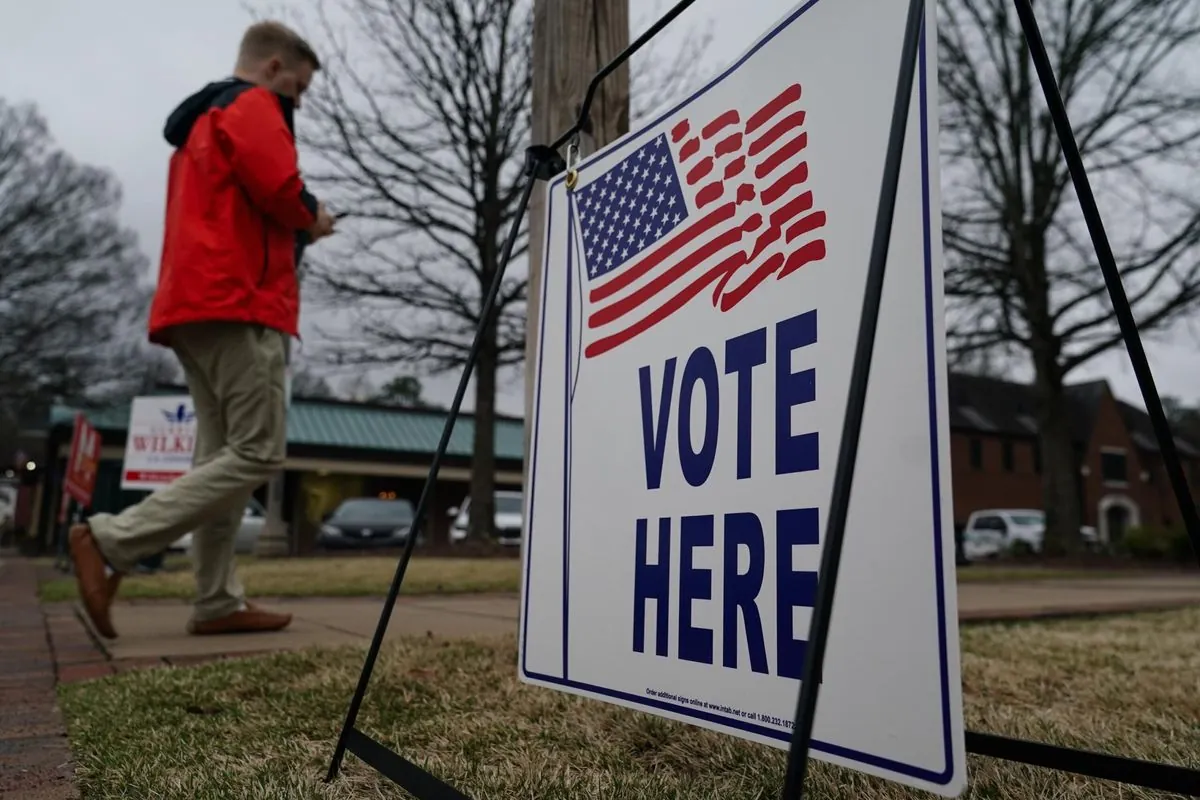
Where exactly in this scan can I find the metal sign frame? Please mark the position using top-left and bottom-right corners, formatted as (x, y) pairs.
(325, 0), (1200, 796)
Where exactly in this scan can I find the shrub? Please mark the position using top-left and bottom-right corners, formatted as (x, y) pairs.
(1121, 524), (1195, 563)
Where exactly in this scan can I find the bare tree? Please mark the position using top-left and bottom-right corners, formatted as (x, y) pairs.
(292, 0), (530, 541)
(628, 1), (714, 127)
(938, 0), (1200, 553)
(291, 363), (337, 399)
(0, 99), (148, 429)
(289, 0), (708, 540)
(373, 375), (428, 407)
(336, 372), (379, 403)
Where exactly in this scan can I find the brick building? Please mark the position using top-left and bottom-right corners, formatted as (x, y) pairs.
(949, 373), (1200, 545)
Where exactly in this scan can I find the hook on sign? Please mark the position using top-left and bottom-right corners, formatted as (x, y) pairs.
(565, 138), (581, 191)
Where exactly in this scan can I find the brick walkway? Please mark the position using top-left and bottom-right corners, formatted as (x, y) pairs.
(0, 553), (78, 799)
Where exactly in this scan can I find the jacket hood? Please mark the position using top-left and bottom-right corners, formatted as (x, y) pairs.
(163, 78), (298, 149)
(163, 78), (252, 148)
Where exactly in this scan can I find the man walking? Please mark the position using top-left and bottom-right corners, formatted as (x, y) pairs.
(69, 21), (335, 638)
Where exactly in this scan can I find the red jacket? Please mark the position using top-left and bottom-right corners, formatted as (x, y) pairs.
(148, 78), (318, 344)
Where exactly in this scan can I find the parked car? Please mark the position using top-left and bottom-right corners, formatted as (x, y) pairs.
(449, 490), (523, 545)
(168, 496), (267, 555)
(317, 497), (419, 550)
(960, 508), (1100, 561)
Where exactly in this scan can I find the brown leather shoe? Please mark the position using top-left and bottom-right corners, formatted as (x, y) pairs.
(187, 603), (292, 636)
(68, 524), (118, 639)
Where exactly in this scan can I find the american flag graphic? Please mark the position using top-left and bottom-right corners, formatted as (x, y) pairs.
(572, 83), (828, 359)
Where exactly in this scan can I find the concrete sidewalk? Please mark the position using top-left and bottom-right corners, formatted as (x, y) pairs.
(65, 573), (1200, 665)
(99, 595), (520, 662)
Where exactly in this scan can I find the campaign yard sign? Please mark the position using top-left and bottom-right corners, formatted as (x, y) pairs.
(519, 0), (965, 795)
(120, 395), (197, 491)
(63, 414), (101, 507)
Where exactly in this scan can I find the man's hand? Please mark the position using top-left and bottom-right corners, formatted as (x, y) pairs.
(308, 202), (336, 241)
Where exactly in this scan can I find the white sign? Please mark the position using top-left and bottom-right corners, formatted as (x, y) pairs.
(120, 395), (196, 491)
(519, 0), (965, 795)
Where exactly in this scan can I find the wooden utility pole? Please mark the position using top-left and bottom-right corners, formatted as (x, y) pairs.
(524, 0), (630, 475)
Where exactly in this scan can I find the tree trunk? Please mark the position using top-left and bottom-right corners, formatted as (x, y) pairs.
(1033, 358), (1083, 556)
(469, 323), (499, 542)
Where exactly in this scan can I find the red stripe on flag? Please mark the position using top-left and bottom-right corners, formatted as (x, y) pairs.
(715, 133), (742, 158)
(702, 110), (740, 140)
(671, 120), (691, 142)
(711, 251), (748, 305)
(679, 137), (701, 162)
(750, 191), (812, 262)
(589, 202), (736, 302)
(745, 84), (802, 134)
(755, 133), (808, 180)
(719, 239), (826, 312)
(686, 157), (714, 185)
(770, 190), (815, 229)
(748, 111), (807, 157)
(762, 162), (809, 206)
(737, 183), (757, 205)
(786, 211), (827, 243)
(724, 156), (747, 179)
(585, 254), (744, 358)
(697, 182), (724, 208)
(780, 239), (827, 278)
(720, 252), (786, 310)
(588, 222), (748, 327)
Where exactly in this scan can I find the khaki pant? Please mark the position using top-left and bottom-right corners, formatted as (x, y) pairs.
(89, 322), (287, 621)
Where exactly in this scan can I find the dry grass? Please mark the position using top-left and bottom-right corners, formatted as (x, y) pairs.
(38, 556), (521, 603)
(60, 608), (1200, 799)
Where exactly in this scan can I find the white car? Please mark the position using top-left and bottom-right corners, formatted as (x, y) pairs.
(168, 497), (268, 555)
(961, 508), (1099, 561)
(449, 490), (523, 545)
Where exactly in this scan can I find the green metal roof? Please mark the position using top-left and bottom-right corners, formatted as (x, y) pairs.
(50, 399), (525, 461)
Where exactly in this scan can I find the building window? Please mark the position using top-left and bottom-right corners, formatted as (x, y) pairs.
(1100, 449), (1128, 484)
(1002, 441), (1015, 472)
(1033, 442), (1043, 474)
(969, 438), (983, 470)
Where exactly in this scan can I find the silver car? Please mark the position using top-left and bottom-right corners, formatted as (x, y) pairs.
(168, 497), (267, 555)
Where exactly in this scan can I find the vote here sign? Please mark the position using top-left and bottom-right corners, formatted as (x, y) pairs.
(519, 0), (965, 795)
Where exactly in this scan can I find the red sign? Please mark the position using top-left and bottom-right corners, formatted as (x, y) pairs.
(64, 414), (101, 507)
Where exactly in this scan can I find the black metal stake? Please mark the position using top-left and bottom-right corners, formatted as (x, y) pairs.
(549, 0), (699, 152)
(953, 1), (1200, 793)
(326, 0), (1200, 795)
(325, 1), (698, 789)
(1010, 0), (1200, 559)
(778, 0), (926, 795)
(326, 148), (559, 782)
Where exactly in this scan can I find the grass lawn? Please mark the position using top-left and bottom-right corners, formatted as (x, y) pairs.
(39, 551), (1154, 603)
(38, 556), (521, 603)
(60, 609), (1200, 799)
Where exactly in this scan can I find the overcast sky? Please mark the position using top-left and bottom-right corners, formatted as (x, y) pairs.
(2, 0), (1198, 416)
